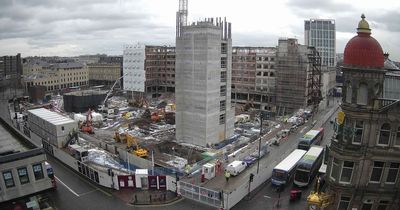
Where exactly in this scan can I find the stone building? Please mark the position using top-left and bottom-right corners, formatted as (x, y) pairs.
(325, 15), (400, 210)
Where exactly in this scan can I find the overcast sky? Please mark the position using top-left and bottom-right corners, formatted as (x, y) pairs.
(1, 0), (399, 60)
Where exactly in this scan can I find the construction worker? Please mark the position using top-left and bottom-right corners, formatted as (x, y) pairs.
(224, 171), (230, 182)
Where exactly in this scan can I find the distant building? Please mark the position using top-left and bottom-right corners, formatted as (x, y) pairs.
(231, 47), (277, 112)
(22, 61), (88, 94)
(123, 44), (175, 98)
(305, 19), (336, 67)
(0, 53), (22, 90)
(88, 63), (121, 87)
(275, 38), (321, 115)
(175, 19), (234, 147)
(324, 15), (400, 209)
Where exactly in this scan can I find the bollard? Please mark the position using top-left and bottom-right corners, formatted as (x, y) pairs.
(134, 195), (137, 204)
(149, 195), (152, 203)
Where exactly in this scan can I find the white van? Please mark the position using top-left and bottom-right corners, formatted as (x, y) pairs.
(225, 160), (247, 176)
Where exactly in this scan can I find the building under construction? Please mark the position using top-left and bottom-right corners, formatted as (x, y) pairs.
(231, 47), (277, 113)
(276, 38), (321, 115)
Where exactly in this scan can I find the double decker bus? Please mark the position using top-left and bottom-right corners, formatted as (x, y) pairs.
(271, 149), (307, 187)
(293, 146), (324, 187)
(297, 128), (324, 150)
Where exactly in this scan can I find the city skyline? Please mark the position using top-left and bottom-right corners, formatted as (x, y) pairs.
(0, 0), (399, 59)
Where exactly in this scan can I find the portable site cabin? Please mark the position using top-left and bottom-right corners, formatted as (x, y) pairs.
(27, 108), (78, 148)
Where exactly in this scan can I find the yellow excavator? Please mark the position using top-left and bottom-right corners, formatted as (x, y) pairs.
(114, 132), (148, 158)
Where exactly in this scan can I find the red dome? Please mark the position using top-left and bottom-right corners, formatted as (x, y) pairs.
(343, 15), (384, 69)
(343, 33), (384, 69)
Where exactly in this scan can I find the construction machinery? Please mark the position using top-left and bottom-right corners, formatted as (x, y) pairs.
(80, 108), (94, 134)
(114, 132), (148, 158)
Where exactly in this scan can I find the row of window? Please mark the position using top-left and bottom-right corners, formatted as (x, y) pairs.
(338, 196), (392, 210)
(336, 119), (400, 147)
(2, 163), (45, 189)
(256, 64), (275, 69)
(330, 158), (399, 185)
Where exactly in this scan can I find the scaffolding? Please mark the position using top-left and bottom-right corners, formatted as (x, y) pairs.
(307, 46), (322, 110)
(275, 39), (322, 116)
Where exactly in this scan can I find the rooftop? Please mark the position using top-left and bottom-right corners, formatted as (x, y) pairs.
(28, 108), (75, 125)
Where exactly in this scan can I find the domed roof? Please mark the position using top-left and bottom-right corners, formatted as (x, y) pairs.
(343, 14), (384, 69)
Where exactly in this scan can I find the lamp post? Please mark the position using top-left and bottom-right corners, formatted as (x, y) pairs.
(257, 111), (267, 174)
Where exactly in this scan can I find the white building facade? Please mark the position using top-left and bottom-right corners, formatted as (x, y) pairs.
(123, 44), (146, 92)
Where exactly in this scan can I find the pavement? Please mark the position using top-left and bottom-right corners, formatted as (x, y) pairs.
(114, 188), (182, 206)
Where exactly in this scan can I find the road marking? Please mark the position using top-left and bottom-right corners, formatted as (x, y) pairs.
(55, 176), (80, 197)
(78, 189), (98, 196)
(264, 195), (271, 199)
(50, 156), (112, 197)
(299, 126), (308, 134)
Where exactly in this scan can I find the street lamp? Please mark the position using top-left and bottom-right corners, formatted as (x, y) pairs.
(257, 111), (268, 174)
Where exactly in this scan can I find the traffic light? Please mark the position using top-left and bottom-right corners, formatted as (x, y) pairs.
(249, 173), (254, 182)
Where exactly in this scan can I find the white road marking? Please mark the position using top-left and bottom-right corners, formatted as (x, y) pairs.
(55, 176), (80, 197)
(264, 195), (271, 199)
(299, 126), (308, 134)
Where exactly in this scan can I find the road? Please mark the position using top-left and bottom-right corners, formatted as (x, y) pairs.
(232, 106), (338, 210)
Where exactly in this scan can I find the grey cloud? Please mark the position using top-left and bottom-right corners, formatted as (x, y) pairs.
(287, 0), (354, 13)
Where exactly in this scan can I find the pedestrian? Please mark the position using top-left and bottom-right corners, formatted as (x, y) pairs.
(224, 171), (230, 182)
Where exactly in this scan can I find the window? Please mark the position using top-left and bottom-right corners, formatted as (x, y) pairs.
(221, 71), (227, 82)
(220, 100), (226, 112)
(3, 171), (15, 188)
(221, 57), (227, 68)
(353, 120), (363, 144)
(18, 167), (29, 184)
(357, 84), (368, 105)
(345, 83), (352, 104)
(338, 195), (351, 210)
(219, 114), (225, 125)
(340, 161), (354, 183)
(377, 200), (390, 210)
(395, 127), (400, 146)
(220, 85), (226, 97)
(370, 161), (384, 183)
(32, 163), (44, 180)
(386, 162), (399, 183)
(361, 200), (373, 210)
(330, 157), (340, 181)
(378, 123), (391, 145)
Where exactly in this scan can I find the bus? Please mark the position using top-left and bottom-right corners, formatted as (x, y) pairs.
(293, 146), (324, 187)
(297, 128), (324, 150)
(271, 149), (307, 187)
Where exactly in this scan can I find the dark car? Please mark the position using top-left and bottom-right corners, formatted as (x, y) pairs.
(243, 155), (257, 166)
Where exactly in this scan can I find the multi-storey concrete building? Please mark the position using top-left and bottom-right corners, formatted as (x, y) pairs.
(323, 15), (400, 210)
(123, 44), (175, 98)
(305, 19), (336, 67)
(175, 19), (234, 147)
(231, 47), (277, 112)
(275, 38), (321, 115)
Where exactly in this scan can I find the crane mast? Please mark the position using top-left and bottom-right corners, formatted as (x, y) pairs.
(176, 0), (188, 38)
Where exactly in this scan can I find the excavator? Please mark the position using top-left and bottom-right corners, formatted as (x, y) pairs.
(126, 134), (148, 158)
(114, 132), (148, 158)
(80, 108), (94, 134)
